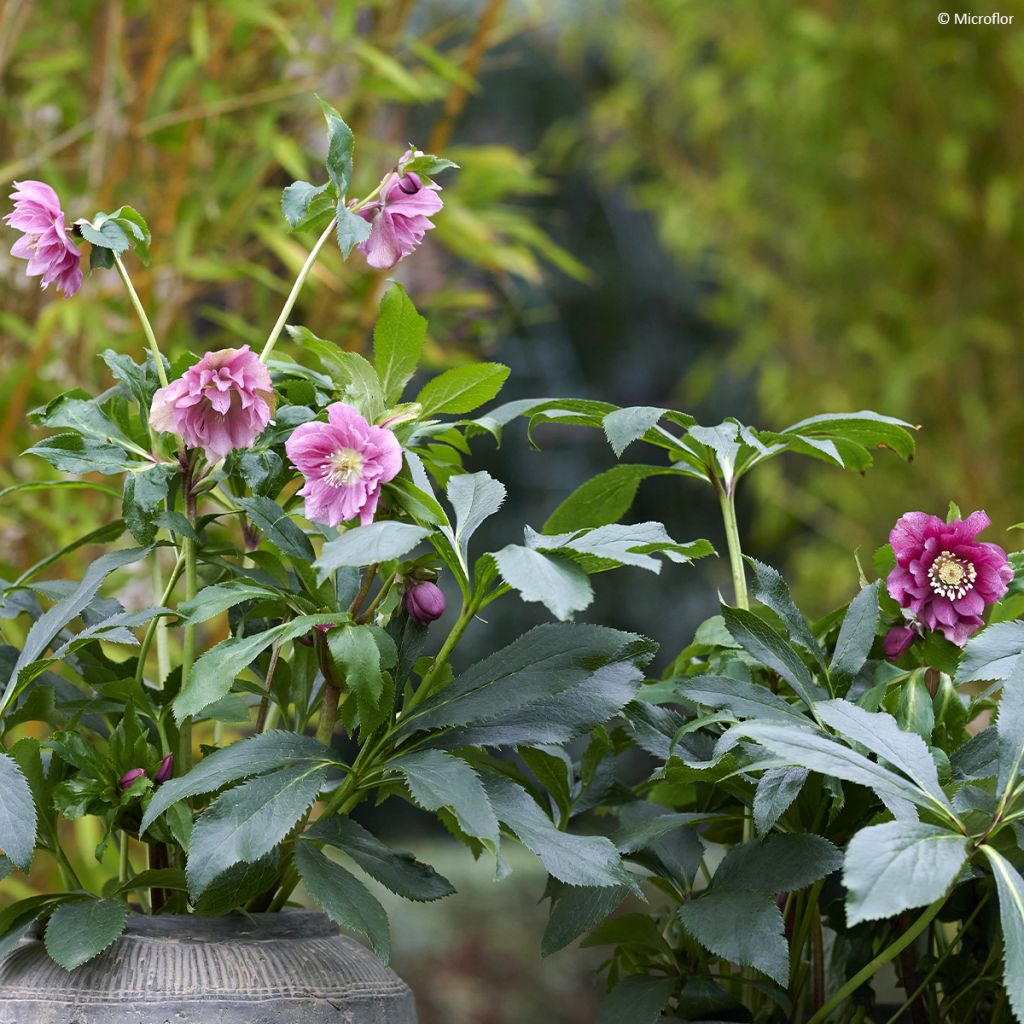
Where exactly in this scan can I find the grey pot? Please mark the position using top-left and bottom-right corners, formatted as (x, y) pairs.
(0, 910), (416, 1024)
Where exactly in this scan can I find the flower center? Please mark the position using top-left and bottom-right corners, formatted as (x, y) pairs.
(322, 447), (364, 488)
(928, 550), (977, 600)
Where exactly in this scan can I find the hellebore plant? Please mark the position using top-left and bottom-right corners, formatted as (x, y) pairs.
(507, 404), (1024, 1022)
(0, 101), (708, 971)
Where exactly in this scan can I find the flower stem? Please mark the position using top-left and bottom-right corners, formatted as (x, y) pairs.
(113, 254), (168, 389)
(718, 486), (749, 610)
(807, 898), (945, 1024)
(404, 598), (479, 714)
(118, 830), (130, 885)
(259, 217), (337, 364)
(314, 629), (342, 748)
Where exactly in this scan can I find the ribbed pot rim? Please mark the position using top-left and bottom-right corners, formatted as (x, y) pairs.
(28, 909), (338, 943)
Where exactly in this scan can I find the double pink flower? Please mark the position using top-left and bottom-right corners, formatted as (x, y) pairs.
(285, 403), (402, 527)
(4, 180), (82, 297)
(150, 346), (275, 462)
(354, 151), (443, 270)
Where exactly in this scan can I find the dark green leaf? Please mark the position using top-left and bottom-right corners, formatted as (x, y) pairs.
(187, 764), (327, 897)
(282, 180), (330, 228)
(236, 496), (315, 561)
(829, 582), (881, 690)
(44, 898), (128, 970)
(335, 204), (373, 258)
(958, 622), (1024, 683)
(543, 465), (681, 534)
(747, 558), (825, 669)
(305, 816), (455, 902)
(317, 96), (355, 196)
(980, 845), (1024, 1021)
(596, 975), (675, 1024)
(0, 753), (36, 871)
(194, 851), (280, 916)
(753, 767), (808, 837)
(176, 580), (282, 625)
(315, 522), (430, 578)
(542, 884), (627, 957)
(294, 840), (390, 963)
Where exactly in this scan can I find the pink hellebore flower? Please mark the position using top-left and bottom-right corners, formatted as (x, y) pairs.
(405, 581), (445, 625)
(150, 346), (275, 462)
(354, 151), (443, 270)
(886, 510), (1013, 647)
(4, 180), (82, 297)
(285, 402), (402, 528)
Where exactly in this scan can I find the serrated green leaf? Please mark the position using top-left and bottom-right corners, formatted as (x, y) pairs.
(315, 522), (430, 579)
(389, 751), (499, 847)
(416, 363), (510, 418)
(0, 753), (36, 871)
(317, 96), (355, 196)
(543, 465), (682, 534)
(493, 545), (593, 620)
(236, 496), (315, 561)
(335, 204), (372, 258)
(141, 731), (331, 834)
(281, 180), (330, 228)
(187, 764), (326, 897)
(305, 816), (455, 902)
(602, 406), (667, 458)
(194, 851), (280, 916)
(753, 767), (808, 836)
(373, 282), (426, 403)
(448, 471), (506, 563)
(747, 558), (825, 669)
(44, 898), (128, 970)
(844, 821), (968, 926)
(980, 845), (1024, 1021)
(176, 580), (282, 625)
(830, 582), (881, 690)
(294, 841), (390, 963)
(542, 883), (627, 957)
(596, 975), (675, 1024)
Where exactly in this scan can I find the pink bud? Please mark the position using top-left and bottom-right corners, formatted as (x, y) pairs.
(154, 754), (174, 785)
(884, 625), (916, 661)
(405, 581), (445, 625)
(119, 767), (147, 791)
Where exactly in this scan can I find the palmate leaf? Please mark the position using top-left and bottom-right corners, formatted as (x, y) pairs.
(843, 821), (969, 926)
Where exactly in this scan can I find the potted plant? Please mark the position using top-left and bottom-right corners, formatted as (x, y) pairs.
(0, 103), (705, 1022)
(525, 406), (1024, 1023)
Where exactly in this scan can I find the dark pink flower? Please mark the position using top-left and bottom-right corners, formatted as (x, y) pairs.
(4, 180), (82, 296)
(886, 510), (1013, 646)
(884, 625), (916, 661)
(154, 754), (174, 785)
(150, 345), (275, 462)
(354, 151), (443, 270)
(285, 402), (402, 527)
(119, 767), (147, 791)
(405, 581), (445, 625)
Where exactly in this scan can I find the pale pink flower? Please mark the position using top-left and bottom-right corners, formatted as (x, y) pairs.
(4, 180), (82, 296)
(354, 151), (443, 270)
(150, 346), (275, 462)
(285, 403), (402, 527)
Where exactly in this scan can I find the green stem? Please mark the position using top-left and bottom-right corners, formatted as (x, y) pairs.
(178, 534), (197, 775)
(118, 831), (130, 884)
(113, 254), (168, 388)
(134, 553), (185, 686)
(259, 217), (337, 363)
(404, 598), (478, 714)
(807, 899), (946, 1024)
(718, 486), (749, 610)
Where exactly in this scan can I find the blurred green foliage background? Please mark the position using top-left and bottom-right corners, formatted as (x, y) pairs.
(2, 0), (1022, 1020)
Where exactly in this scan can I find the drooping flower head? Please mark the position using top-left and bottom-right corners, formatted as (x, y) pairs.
(405, 580), (445, 625)
(149, 345), (274, 462)
(285, 402), (402, 527)
(4, 180), (82, 297)
(886, 510), (1013, 646)
(354, 150), (443, 270)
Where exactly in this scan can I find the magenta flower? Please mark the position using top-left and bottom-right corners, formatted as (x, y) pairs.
(354, 151), (443, 270)
(149, 345), (274, 462)
(884, 625), (916, 661)
(4, 180), (82, 297)
(405, 581), (445, 625)
(886, 510), (1013, 646)
(285, 402), (402, 527)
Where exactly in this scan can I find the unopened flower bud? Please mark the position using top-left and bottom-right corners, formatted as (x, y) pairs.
(884, 625), (916, 661)
(119, 767), (147, 791)
(154, 754), (174, 785)
(405, 581), (445, 625)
